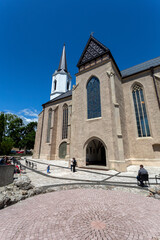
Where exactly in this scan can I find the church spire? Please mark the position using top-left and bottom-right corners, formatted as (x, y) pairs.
(50, 44), (71, 100)
(58, 44), (68, 72)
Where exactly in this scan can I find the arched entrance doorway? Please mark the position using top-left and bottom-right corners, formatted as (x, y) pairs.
(59, 142), (67, 159)
(86, 139), (106, 166)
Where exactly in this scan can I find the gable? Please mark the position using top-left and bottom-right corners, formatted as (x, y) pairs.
(77, 36), (109, 67)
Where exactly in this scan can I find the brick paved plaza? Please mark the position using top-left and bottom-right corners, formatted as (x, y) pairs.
(0, 189), (160, 240)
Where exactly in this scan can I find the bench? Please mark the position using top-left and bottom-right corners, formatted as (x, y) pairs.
(155, 174), (160, 184)
(137, 173), (150, 186)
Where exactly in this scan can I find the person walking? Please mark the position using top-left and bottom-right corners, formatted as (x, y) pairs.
(72, 158), (77, 173)
(70, 158), (74, 172)
(47, 165), (51, 174)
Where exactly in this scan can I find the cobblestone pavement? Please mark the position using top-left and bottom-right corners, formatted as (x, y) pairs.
(24, 157), (160, 183)
(0, 189), (160, 240)
(21, 158), (160, 196)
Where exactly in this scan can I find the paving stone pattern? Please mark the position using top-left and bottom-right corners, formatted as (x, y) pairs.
(0, 189), (160, 240)
(23, 158), (159, 188)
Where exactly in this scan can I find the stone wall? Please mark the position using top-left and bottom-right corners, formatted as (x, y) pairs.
(33, 111), (44, 159)
(0, 165), (15, 187)
(71, 60), (127, 171)
(35, 97), (72, 160)
(122, 67), (160, 166)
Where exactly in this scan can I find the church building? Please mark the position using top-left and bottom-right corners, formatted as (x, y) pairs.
(33, 36), (160, 171)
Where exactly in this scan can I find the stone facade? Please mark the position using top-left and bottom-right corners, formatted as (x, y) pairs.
(122, 67), (160, 166)
(34, 97), (72, 160)
(33, 36), (160, 171)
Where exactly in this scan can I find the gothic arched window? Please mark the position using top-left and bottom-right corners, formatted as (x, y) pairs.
(59, 142), (67, 158)
(54, 80), (57, 90)
(46, 109), (52, 142)
(87, 77), (101, 119)
(132, 84), (150, 137)
(62, 104), (68, 139)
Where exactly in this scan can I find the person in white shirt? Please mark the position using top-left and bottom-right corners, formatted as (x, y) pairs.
(70, 158), (73, 172)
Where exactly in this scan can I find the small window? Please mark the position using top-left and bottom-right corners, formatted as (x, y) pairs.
(67, 80), (69, 90)
(54, 80), (57, 90)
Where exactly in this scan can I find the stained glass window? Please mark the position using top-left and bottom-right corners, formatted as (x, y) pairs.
(132, 84), (150, 137)
(46, 109), (52, 143)
(62, 104), (68, 139)
(87, 77), (101, 119)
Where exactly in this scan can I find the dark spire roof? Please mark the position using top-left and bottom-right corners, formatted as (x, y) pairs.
(77, 35), (110, 67)
(76, 35), (121, 76)
(58, 44), (68, 72)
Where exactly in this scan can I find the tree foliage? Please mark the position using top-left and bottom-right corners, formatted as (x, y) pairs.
(0, 112), (37, 155)
(0, 112), (5, 143)
(5, 114), (24, 147)
(19, 122), (37, 150)
(0, 137), (14, 155)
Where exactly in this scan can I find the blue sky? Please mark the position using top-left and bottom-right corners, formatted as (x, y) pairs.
(0, 0), (160, 123)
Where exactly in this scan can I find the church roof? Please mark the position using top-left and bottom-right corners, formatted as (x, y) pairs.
(58, 44), (68, 73)
(43, 90), (72, 106)
(121, 56), (160, 78)
(77, 35), (110, 67)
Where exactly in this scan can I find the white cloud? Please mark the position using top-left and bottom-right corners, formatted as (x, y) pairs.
(3, 108), (38, 125)
(3, 110), (15, 115)
(18, 109), (38, 118)
(19, 115), (38, 125)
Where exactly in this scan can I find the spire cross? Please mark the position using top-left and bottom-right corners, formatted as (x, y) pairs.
(90, 32), (94, 36)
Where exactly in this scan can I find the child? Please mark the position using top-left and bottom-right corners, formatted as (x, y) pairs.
(47, 165), (50, 174)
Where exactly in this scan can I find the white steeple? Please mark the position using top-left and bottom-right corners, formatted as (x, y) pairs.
(50, 44), (72, 100)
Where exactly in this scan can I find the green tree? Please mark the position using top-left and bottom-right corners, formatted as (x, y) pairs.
(5, 114), (24, 148)
(0, 112), (5, 143)
(0, 112), (37, 154)
(19, 122), (37, 150)
(0, 137), (14, 155)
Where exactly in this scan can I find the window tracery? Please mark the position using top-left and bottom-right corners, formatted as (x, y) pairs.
(87, 77), (101, 119)
(46, 109), (52, 142)
(62, 104), (68, 139)
(132, 84), (150, 137)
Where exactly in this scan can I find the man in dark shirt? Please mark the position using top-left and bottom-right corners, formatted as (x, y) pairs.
(137, 165), (148, 187)
(72, 158), (77, 173)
